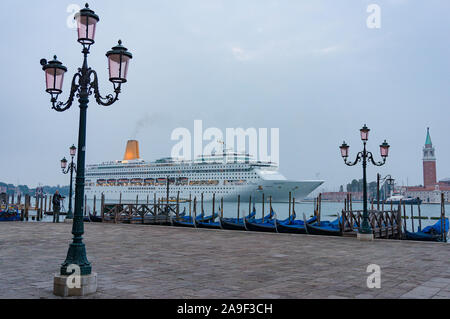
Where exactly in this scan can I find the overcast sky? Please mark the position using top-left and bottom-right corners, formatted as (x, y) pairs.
(1, 0), (449, 191)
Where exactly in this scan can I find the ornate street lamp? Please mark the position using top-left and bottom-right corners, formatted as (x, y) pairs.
(340, 125), (390, 240)
(40, 3), (132, 295)
(61, 145), (77, 219)
(376, 174), (395, 207)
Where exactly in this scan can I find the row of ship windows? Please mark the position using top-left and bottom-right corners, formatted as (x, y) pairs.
(94, 164), (251, 170)
(87, 173), (257, 179)
(86, 180), (249, 187)
(87, 168), (253, 175)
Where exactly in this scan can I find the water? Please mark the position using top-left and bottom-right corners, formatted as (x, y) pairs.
(16, 195), (449, 234)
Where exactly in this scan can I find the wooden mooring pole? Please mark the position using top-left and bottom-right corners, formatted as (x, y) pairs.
(417, 199), (422, 231)
(402, 201), (407, 232)
(237, 195), (240, 220)
(212, 193), (215, 222)
(189, 193), (192, 218)
(176, 191), (180, 219)
(201, 193), (204, 222)
(101, 193), (105, 221)
(288, 192), (291, 220)
(40, 195), (44, 220)
(262, 193), (265, 223)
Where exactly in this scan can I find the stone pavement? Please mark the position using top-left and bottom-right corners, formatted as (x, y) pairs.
(0, 222), (449, 299)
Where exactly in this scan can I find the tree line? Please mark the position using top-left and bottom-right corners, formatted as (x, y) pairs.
(0, 182), (69, 197)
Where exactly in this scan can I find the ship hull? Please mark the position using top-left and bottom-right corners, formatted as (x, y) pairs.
(85, 180), (323, 203)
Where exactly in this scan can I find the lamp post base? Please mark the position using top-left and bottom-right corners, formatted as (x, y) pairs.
(53, 272), (97, 297)
(357, 232), (374, 241)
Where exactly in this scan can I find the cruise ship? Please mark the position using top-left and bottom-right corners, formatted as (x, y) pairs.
(84, 140), (324, 202)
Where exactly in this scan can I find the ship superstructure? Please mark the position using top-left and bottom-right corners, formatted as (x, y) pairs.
(84, 141), (323, 202)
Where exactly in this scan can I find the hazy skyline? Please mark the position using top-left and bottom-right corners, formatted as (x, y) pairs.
(1, 0), (449, 191)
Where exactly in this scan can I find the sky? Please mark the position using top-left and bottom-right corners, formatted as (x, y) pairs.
(0, 0), (449, 191)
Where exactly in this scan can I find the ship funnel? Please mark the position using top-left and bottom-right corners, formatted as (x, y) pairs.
(124, 140), (140, 161)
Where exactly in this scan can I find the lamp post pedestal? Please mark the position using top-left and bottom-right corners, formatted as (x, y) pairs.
(53, 272), (97, 297)
(357, 232), (374, 241)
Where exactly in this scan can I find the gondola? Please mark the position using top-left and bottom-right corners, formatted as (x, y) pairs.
(275, 216), (317, 234)
(303, 214), (342, 236)
(220, 208), (271, 231)
(405, 218), (449, 242)
(45, 211), (68, 216)
(172, 217), (197, 228)
(0, 206), (20, 222)
(89, 213), (103, 223)
(194, 216), (222, 230)
(179, 212), (218, 223)
(172, 212), (219, 228)
(244, 210), (295, 233)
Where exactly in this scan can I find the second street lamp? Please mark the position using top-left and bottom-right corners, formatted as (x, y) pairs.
(340, 125), (390, 241)
(376, 173), (394, 207)
(40, 3), (132, 296)
(61, 145), (77, 220)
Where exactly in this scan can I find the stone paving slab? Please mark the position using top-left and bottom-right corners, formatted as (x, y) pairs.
(0, 222), (449, 299)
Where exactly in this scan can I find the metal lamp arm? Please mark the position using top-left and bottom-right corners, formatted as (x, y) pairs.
(88, 70), (121, 106)
(344, 152), (362, 166)
(52, 73), (81, 112)
(62, 162), (77, 174)
(368, 152), (386, 167)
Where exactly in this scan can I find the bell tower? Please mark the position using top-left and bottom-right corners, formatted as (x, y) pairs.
(423, 128), (437, 187)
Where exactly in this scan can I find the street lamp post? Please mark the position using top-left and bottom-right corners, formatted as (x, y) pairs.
(376, 173), (394, 208)
(61, 145), (77, 219)
(340, 125), (390, 240)
(40, 3), (132, 296)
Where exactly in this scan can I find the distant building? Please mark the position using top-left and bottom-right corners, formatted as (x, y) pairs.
(404, 128), (450, 203)
(321, 192), (363, 202)
(0, 186), (6, 193)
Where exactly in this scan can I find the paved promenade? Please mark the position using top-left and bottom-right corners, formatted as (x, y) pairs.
(1, 222), (449, 299)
